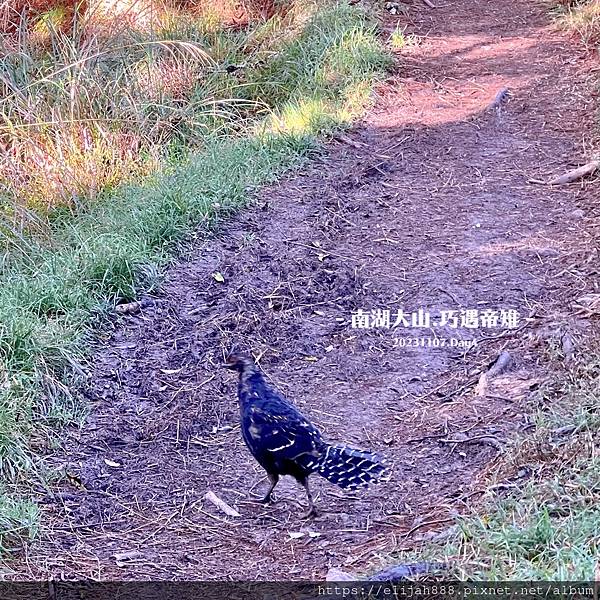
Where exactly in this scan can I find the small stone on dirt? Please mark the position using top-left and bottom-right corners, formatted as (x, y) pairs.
(326, 567), (355, 581)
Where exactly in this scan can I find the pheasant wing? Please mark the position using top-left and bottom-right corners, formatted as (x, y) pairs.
(248, 401), (323, 470)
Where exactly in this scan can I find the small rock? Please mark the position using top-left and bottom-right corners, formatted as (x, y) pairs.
(326, 567), (355, 581)
(572, 209), (585, 219)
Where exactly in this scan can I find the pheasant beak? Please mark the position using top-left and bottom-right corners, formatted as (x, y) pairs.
(224, 353), (242, 370)
(223, 353), (255, 373)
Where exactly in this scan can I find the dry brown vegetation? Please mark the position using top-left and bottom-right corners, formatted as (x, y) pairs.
(558, 0), (600, 47)
(0, 0), (301, 215)
(0, 0), (286, 35)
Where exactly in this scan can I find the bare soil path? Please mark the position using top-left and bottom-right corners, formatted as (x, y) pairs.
(11, 0), (599, 580)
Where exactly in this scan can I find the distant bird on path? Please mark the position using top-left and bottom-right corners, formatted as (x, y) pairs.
(225, 353), (389, 517)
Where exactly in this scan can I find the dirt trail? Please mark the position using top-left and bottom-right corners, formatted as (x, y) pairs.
(12, 0), (598, 581)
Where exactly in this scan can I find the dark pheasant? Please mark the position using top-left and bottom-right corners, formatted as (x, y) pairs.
(225, 353), (389, 517)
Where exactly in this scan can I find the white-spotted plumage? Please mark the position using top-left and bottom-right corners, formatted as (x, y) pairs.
(313, 443), (389, 490)
(229, 353), (390, 516)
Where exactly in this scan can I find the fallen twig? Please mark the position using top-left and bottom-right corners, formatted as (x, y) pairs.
(439, 377), (479, 402)
(561, 331), (576, 363)
(421, 0), (436, 7)
(403, 517), (456, 538)
(552, 424), (577, 437)
(334, 133), (366, 149)
(204, 491), (241, 518)
(440, 433), (503, 451)
(113, 550), (144, 567)
(486, 351), (513, 378)
(475, 351), (512, 396)
(547, 160), (599, 185)
(574, 292), (600, 317)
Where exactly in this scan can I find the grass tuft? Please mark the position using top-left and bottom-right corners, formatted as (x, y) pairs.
(0, 492), (39, 554)
(555, 0), (600, 48)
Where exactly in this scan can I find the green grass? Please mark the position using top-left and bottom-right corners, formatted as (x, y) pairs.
(0, 493), (39, 555)
(383, 345), (600, 579)
(389, 24), (420, 50)
(0, 1), (391, 549)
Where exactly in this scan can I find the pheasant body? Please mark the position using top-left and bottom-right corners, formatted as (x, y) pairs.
(226, 355), (388, 516)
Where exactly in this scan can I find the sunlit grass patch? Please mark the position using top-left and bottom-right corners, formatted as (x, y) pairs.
(0, 1), (389, 220)
(389, 24), (421, 50)
(265, 97), (336, 135)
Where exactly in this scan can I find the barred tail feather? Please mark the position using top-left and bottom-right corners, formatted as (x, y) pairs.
(316, 444), (389, 489)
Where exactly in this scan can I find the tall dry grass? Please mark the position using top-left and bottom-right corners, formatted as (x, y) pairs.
(0, 0), (262, 220)
(557, 0), (600, 47)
